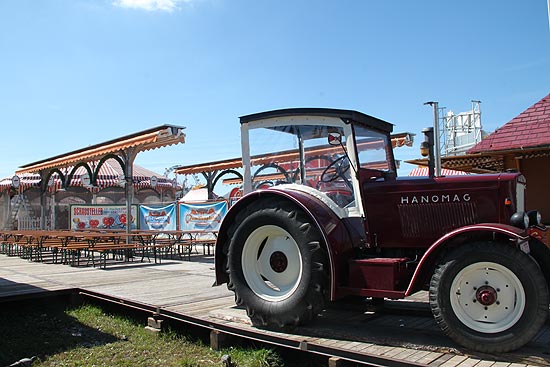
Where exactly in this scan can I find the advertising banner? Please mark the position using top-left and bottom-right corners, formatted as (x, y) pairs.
(139, 203), (176, 231)
(70, 205), (138, 230)
(178, 201), (227, 232)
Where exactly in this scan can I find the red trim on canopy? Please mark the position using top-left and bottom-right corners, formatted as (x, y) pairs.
(408, 167), (468, 176)
(0, 160), (176, 193)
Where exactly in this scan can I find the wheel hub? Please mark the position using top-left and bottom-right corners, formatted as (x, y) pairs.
(270, 251), (288, 273)
(476, 285), (498, 306)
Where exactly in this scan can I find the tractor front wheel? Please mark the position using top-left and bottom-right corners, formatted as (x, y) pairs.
(430, 242), (549, 353)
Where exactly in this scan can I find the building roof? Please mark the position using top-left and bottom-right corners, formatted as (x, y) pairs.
(16, 125), (185, 174)
(468, 93), (550, 153)
(405, 152), (506, 174)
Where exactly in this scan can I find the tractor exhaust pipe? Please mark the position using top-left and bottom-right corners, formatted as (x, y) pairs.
(421, 127), (435, 178)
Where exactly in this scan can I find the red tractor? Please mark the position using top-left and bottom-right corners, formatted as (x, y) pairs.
(214, 108), (549, 353)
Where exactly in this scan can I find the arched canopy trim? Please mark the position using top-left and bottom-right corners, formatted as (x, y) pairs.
(0, 161), (175, 193)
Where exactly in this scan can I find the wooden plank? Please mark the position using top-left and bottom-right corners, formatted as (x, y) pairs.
(392, 348), (428, 363)
(329, 340), (358, 350)
(318, 339), (344, 348)
(439, 355), (469, 367)
(454, 358), (483, 367)
(335, 341), (364, 351)
(428, 353), (455, 366)
(371, 345), (397, 356)
(382, 346), (413, 358)
(354, 342), (376, 352)
(408, 350), (437, 363)
(472, 361), (495, 367)
(391, 348), (421, 359)
(415, 352), (445, 365)
(357, 344), (391, 355)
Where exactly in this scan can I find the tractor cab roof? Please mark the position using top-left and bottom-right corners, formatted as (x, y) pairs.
(239, 108), (394, 135)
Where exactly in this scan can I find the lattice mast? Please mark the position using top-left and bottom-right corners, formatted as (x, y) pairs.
(439, 100), (482, 157)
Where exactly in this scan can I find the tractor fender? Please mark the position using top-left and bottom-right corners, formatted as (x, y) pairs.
(214, 188), (357, 300)
(405, 223), (530, 296)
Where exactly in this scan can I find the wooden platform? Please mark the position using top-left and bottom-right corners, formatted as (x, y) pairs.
(1, 253), (549, 367)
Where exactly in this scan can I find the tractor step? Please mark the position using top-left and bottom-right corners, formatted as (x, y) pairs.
(349, 258), (409, 291)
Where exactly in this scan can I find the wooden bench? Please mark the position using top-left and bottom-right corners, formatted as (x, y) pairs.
(86, 242), (147, 268)
(145, 231), (195, 262)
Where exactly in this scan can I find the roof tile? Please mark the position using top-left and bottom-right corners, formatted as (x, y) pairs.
(469, 93), (550, 153)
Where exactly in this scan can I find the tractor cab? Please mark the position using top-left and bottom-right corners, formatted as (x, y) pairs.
(239, 108), (397, 218)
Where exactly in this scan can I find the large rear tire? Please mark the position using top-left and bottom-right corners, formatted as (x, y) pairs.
(226, 199), (328, 329)
(430, 242), (549, 353)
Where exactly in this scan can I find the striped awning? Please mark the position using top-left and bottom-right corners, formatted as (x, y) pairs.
(0, 174), (42, 192)
(0, 177), (10, 191)
(1, 160), (176, 193)
(408, 167), (468, 176)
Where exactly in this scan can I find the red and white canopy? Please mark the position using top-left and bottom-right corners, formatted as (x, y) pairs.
(408, 167), (468, 176)
(0, 160), (175, 193)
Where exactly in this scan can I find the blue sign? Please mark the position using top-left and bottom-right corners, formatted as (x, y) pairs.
(178, 201), (227, 231)
(139, 203), (176, 231)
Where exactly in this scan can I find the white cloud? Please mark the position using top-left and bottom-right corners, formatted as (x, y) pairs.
(113, 0), (191, 12)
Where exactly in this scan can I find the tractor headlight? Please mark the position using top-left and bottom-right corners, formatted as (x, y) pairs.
(527, 210), (543, 227)
(510, 212), (529, 229)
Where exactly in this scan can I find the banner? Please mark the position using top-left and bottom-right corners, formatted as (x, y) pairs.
(70, 205), (138, 230)
(178, 201), (227, 232)
(139, 203), (176, 231)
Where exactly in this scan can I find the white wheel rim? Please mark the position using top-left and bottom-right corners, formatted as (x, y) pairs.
(242, 225), (302, 301)
(450, 261), (525, 333)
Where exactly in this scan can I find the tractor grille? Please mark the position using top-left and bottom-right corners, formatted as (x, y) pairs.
(398, 202), (478, 238)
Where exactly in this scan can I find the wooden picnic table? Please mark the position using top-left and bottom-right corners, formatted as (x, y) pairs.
(157, 230), (217, 258)
(131, 230), (218, 261)
(0, 229), (217, 267)
(0, 229), (157, 268)
(71, 230), (157, 267)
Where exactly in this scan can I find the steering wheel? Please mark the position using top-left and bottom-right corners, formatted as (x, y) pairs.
(320, 156), (351, 184)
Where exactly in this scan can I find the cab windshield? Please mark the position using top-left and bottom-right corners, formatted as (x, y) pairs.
(354, 126), (395, 173)
(245, 122), (356, 210)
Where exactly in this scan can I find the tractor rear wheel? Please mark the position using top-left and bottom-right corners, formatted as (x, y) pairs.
(226, 199), (328, 329)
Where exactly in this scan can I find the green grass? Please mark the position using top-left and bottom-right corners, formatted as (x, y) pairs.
(0, 302), (292, 367)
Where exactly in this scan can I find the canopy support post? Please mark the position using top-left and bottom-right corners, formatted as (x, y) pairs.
(123, 148), (138, 242)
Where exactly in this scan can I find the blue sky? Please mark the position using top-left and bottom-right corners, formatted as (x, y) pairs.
(1, 0), (549, 190)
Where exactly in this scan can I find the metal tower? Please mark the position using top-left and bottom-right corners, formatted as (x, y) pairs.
(440, 100), (483, 157)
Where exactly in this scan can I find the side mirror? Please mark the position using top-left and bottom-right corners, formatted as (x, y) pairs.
(328, 132), (342, 146)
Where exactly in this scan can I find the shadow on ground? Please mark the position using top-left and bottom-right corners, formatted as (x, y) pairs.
(0, 297), (118, 366)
